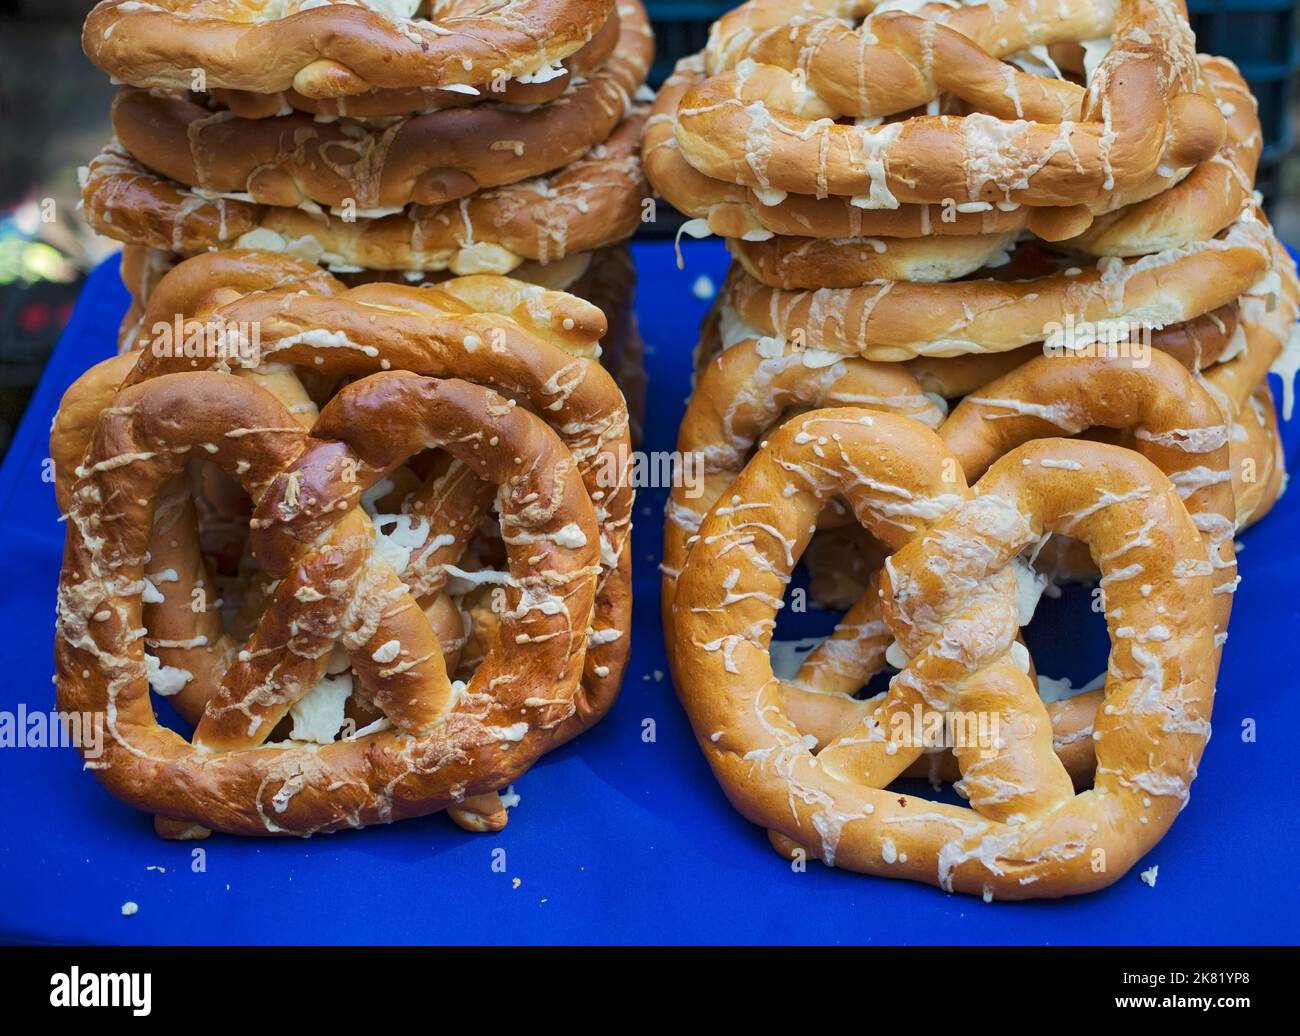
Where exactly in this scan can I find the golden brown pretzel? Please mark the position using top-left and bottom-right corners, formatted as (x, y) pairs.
(84, 0), (616, 97)
(53, 253), (634, 748)
(677, 0), (1224, 213)
(645, 55), (1031, 242)
(721, 213), (1273, 359)
(696, 289), (1240, 395)
(109, 1), (652, 210)
(672, 410), (1216, 898)
(670, 334), (1239, 782)
(115, 246), (615, 327)
(724, 52), (1259, 288)
(57, 370), (603, 836)
(648, 21), (1259, 261)
(680, 273), (1296, 786)
(209, 0), (628, 118)
(81, 108), (649, 274)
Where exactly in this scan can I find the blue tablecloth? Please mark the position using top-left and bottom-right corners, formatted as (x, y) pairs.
(1, 240), (1297, 945)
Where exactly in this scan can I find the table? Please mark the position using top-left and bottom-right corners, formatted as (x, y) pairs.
(1, 240), (1296, 944)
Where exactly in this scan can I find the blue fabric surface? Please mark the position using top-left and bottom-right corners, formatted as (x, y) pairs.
(1, 240), (1297, 945)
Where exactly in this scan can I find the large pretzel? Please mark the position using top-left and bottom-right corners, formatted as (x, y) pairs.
(650, 50), (1252, 260)
(721, 213), (1273, 358)
(109, 0), (652, 210)
(84, 0), (616, 97)
(80, 108), (649, 274)
(57, 370), (603, 836)
(672, 410), (1216, 897)
(209, 1), (626, 119)
(111, 245), (643, 450)
(115, 243), (608, 323)
(52, 252), (634, 753)
(698, 288), (1242, 394)
(727, 52), (1259, 287)
(645, 55), (1027, 242)
(703, 219), (1295, 401)
(675, 0), (1224, 220)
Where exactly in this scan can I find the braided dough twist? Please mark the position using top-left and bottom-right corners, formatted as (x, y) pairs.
(722, 213), (1274, 359)
(209, 1), (627, 118)
(672, 410), (1216, 897)
(676, 0), (1224, 212)
(84, 0), (615, 97)
(57, 370), (603, 836)
(52, 253), (634, 749)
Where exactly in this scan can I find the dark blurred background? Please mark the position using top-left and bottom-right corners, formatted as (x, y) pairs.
(0, 0), (1295, 458)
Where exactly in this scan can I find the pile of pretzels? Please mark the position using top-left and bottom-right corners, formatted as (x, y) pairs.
(77, 0), (654, 432)
(654, 0), (1299, 897)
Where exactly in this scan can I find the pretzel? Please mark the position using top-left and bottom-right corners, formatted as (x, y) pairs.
(645, 55), (1033, 242)
(53, 253), (634, 750)
(84, 0), (616, 97)
(57, 368), (604, 836)
(81, 109), (649, 274)
(671, 409), (1216, 897)
(209, 1), (626, 119)
(677, 0), (1224, 220)
(118, 245), (606, 305)
(726, 54), (1258, 288)
(697, 285), (1240, 385)
(700, 233), (1283, 394)
(109, 0), (652, 210)
(669, 332), (1236, 777)
(651, 36), (1256, 259)
(722, 213), (1273, 359)
(680, 260), (1295, 783)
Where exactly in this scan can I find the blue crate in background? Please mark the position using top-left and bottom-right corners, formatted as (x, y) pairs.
(1189, 0), (1298, 185)
(646, 1), (728, 84)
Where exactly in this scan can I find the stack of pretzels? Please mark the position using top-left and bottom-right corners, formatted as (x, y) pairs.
(76, 0), (654, 428)
(52, 244), (635, 837)
(656, 0), (1300, 897)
